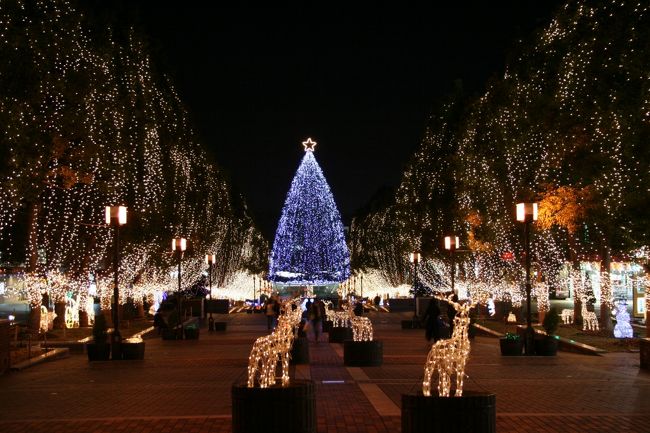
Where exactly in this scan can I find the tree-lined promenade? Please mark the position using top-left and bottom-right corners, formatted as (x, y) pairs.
(0, 1), (266, 329)
(350, 0), (650, 329)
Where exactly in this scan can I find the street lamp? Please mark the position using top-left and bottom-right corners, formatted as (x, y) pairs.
(206, 254), (216, 331)
(172, 237), (187, 333)
(410, 251), (421, 322)
(105, 205), (126, 360)
(444, 235), (459, 294)
(516, 202), (538, 355)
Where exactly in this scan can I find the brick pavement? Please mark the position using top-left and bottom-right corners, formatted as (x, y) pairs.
(1, 312), (650, 432)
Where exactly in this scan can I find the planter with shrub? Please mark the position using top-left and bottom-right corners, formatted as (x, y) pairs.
(87, 313), (111, 361)
(535, 307), (559, 356)
(184, 323), (200, 339)
(121, 337), (145, 360)
(499, 333), (522, 356)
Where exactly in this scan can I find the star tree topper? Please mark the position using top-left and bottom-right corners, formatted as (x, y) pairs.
(302, 137), (317, 152)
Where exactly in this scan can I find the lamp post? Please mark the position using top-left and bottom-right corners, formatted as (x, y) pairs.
(410, 251), (421, 322)
(206, 254), (215, 331)
(444, 235), (459, 294)
(105, 206), (126, 360)
(516, 202), (538, 356)
(172, 237), (187, 333)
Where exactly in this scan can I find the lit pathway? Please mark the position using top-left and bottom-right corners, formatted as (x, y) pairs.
(0, 312), (649, 432)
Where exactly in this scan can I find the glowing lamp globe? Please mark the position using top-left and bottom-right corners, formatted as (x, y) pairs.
(105, 206), (127, 225)
(172, 237), (187, 252)
(516, 202), (538, 223)
(444, 236), (459, 251)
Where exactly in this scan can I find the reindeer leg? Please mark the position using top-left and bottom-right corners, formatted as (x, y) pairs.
(422, 351), (436, 397)
(455, 362), (466, 397)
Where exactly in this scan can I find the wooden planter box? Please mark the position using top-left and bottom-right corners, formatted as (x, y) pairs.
(343, 340), (383, 366)
(121, 341), (145, 360)
(184, 327), (200, 340)
(232, 380), (316, 433)
(499, 338), (523, 356)
(161, 328), (182, 340)
(290, 336), (310, 365)
(534, 336), (558, 356)
(640, 338), (650, 369)
(328, 326), (353, 343)
(0, 320), (10, 374)
(402, 391), (496, 433)
(86, 342), (111, 361)
(401, 319), (422, 329)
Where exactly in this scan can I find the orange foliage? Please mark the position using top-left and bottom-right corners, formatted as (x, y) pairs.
(537, 185), (593, 234)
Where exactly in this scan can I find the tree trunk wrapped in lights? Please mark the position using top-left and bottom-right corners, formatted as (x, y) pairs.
(0, 0), (264, 317)
(352, 1), (650, 321)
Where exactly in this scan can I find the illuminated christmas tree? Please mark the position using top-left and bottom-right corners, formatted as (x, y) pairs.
(269, 139), (351, 285)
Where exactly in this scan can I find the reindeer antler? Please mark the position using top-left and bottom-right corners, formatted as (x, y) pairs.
(433, 292), (476, 315)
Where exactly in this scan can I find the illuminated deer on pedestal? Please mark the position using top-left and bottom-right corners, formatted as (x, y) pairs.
(422, 296), (475, 397)
(247, 299), (302, 388)
(561, 309), (574, 324)
(351, 316), (373, 341)
(581, 298), (599, 331)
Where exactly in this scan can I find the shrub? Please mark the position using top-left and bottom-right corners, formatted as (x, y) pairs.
(504, 332), (520, 341)
(92, 313), (108, 344)
(543, 308), (560, 335)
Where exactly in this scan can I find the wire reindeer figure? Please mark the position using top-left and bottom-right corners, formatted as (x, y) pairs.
(422, 295), (475, 397)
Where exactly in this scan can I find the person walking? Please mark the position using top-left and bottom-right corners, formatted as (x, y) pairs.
(447, 294), (458, 337)
(264, 296), (276, 331)
(422, 298), (441, 342)
(312, 298), (325, 343)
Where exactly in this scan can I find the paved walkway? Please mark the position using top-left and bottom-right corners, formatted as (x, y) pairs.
(1, 312), (649, 432)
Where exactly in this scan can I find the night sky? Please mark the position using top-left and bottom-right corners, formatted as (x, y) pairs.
(127, 2), (563, 238)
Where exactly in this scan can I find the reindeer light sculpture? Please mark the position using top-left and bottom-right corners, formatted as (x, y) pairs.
(581, 299), (599, 331)
(323, 300), (336, 323)
(422, 295), (475, 397)
(247, 298), (302, 388)
(351, 316), (373, 341)
(332, 305), (353, 328)
(561, 309), (574, 324)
